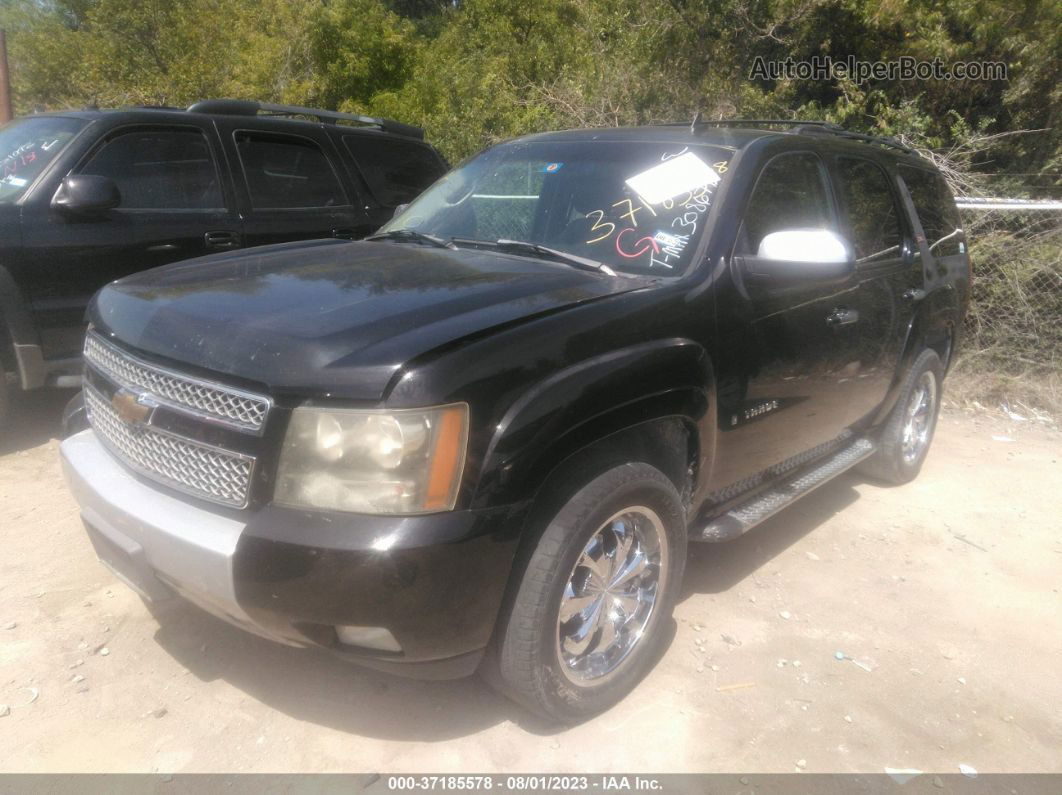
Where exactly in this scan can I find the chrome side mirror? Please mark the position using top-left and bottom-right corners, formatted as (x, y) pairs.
(757, 229), (853, 264)
(741, 228), (855, 288)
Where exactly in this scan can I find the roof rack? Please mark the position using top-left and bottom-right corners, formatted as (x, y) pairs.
(672, 116), (914, 154)
(185, 99), (424, 139)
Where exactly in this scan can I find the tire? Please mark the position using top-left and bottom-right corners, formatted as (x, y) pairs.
(859, 348), (944, 485)
(489, 462), (687, 722)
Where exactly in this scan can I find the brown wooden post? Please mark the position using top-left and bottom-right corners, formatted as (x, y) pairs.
(0, 30), (13, 123)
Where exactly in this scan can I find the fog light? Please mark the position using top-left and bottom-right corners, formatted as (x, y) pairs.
(335, 625), (402, 653)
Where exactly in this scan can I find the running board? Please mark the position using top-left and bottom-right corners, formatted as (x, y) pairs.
(694, 438), (876, 542)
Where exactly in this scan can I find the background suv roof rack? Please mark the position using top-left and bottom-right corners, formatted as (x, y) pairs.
(670, 116), (914, 154)
(185, 99), (424, 139)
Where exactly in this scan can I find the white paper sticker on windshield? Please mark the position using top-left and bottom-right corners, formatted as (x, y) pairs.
(625, 152), (721, 205)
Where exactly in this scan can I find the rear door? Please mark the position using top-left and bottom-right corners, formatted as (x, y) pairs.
(218, 122), (355, 248)
(828, 155), (921, 427)
(898, 164), (968, 294)
(19, 121), (237, 357)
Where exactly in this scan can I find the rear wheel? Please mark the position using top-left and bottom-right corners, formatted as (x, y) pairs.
(859, 348), (943, 484)
(489, 462), (686, 722)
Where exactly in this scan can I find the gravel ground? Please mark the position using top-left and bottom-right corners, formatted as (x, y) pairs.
(1, 389), (1060, 773)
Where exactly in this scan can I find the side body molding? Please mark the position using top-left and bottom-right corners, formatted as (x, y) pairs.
(472, 338), (714, 508)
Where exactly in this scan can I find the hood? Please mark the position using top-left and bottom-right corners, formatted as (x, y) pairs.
(92, 239), (648, 400)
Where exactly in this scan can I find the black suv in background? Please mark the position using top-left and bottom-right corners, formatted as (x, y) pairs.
(0, 100), (448, 427)
(61, 120), (969, 721)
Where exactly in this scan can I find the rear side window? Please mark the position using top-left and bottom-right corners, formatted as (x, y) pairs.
(900, 165), (962, 257)
(236, 132), (347, 209)
(740, 152), (833, 254)
(836, 157), (903, 263)
(80, 128), (222, 210)
(344, 136), (445, 207)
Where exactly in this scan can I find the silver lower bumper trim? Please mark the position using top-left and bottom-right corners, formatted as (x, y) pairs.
(60, 429), (298, 646)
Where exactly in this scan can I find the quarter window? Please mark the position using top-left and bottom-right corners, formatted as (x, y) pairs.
(344, 136), (445, 207)
(836, 158), (903, 263)
(80, 128), (222, 210)
(740, 153), (833, 254)
(900, 165), (962, 257)
(236, 132), (347, 209)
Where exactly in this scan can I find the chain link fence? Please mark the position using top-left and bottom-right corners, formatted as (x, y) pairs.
(953, 208), (1062, 413)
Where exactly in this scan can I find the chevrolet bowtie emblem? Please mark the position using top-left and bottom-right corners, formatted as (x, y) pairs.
(111, 389), (155, 428)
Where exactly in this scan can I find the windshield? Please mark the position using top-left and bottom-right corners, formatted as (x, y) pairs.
(0, 117), (87, 203)
(382, 139), (733, 276)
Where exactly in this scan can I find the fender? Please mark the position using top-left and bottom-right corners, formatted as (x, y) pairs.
(472, 338), (714, 508)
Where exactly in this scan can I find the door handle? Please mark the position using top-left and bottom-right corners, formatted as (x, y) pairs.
(332, 228), (356, 240)
(205, 230), (240, 250)
(903, 287), (927, 302)
(826, 307), (859, 327)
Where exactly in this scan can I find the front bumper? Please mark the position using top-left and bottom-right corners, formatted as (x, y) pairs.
(60, 429), (523, 679)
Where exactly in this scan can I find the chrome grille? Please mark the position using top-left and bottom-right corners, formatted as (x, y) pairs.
(84, 333), (270, 433)
(85, 386), (254, 508)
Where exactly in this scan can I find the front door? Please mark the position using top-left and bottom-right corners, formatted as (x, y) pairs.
(710, 151), (864, 494)
(20, 122), (239, 357)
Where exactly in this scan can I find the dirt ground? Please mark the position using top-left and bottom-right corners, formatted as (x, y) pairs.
(0, 389), (1059, 774)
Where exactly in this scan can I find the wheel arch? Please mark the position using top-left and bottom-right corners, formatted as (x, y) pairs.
(873, 288), (958, 425)
(470, 338), (713, 510)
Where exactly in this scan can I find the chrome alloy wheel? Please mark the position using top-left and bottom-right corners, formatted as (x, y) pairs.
(556, 506), (668, 685)
(901, 370), (938, 464)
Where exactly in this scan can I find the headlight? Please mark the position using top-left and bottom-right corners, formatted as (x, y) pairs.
(275, 403), (468, 514)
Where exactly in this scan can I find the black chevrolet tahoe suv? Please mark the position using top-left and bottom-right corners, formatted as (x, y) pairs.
(60, 120), (970, 721)
(0, 99), (447, 427)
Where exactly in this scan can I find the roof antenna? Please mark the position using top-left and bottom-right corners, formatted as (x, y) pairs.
(689, 111), (702, 134)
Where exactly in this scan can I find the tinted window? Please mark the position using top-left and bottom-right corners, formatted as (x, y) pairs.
(345, 136), (445, 207)
(836, 158), (903, 263)
(741, 153), (832, 253)
(0, 116), (86, 203)
(236, 133), (346, 209)
(900, 165), (962, 257)
(81, 128), (222, 209)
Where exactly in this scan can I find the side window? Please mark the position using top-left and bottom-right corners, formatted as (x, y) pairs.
(344, 136), (446, 207)
(235, 132), (347, 209)
(900, 165), (962, 257)
(80, 128), (222, 210)
(740, 153), (833, 254)
(836, 158), (903, 263)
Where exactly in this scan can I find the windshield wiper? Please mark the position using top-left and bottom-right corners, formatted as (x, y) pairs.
(452, 237), (616, 276)
(365, 228), (457, 250)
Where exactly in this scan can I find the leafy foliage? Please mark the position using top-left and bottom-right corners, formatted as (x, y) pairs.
(2, 0), (1057, 182)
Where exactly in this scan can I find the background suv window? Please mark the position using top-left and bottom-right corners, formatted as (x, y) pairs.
(81, 128), (222, 209)
(836, 158), (903, 263)
(236, 132), (347, 209)
(740, 153), (832, 253)
(0, 116), (86, 203)
(344, 136), (445, 207)
(900, 165), (963, 257)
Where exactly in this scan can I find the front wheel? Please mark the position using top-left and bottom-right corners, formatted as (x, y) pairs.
(859, 348), (944, 484)
(488, 462), (686, 722)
